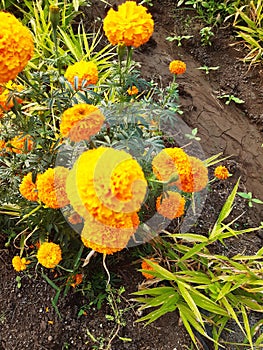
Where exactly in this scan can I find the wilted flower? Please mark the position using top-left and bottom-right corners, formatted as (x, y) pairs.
(37, 242), (62, 268)
(103, 1), (154, 48)
(169, 60), (186, 75)
(0, 12), (34, 83)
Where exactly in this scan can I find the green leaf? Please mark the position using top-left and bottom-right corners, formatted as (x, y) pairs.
(241, 305), (253, 349)
(179, 242), (207, 262)
(168, 233), (208, 243)
(189, 288), (229, 316)
(132, 286), (175, 296)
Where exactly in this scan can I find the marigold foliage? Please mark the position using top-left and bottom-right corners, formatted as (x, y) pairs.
(141, 259), (158, 279)
(156, 191), (185, 219)
(103, 1), (154, 48)
(64, 61), (98, 89)
(12, 256), (30, 272)
(7, 134), (33, 154)
(214, 165), (229, 180)
(169, 60), (186, 75)
(127, 85), (139, 95)
(37, 242), (62, 268)
(0, 12), (34, 84)
(19, 172), (39, 202)
(60, 104), (105, 142)
(37, 167), (70, 209)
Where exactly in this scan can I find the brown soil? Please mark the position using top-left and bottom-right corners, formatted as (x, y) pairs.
(1, 1), (263, 350)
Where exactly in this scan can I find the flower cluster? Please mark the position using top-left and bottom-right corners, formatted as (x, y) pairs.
(64, 61), (98, 90)
(169, 60), (186, 75)
(37, 242), (62, 268)
(0, 12), (34, 84)
(152, 147), (208, 193)
(60, 104), (105, 142)
(12, 256), (30, 272)
(103, 1), (154, 48)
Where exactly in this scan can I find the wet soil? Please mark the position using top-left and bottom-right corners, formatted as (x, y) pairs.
(0, 1), (263, 350)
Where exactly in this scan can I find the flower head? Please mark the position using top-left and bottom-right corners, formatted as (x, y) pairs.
(37, 167), (70, 209)
(103, 1), (154, 48)
(64, 61), (98, 90)
(60, 104), (104, 142)
(12, 256), (30, 272)
(0, 81), (24, 114)
(156, 191), (185, 219)
(7, 134), (33, 154)
(141, 258), (158, 279)
(127, 86), (138, 95)
(214, 165), (229, 180)
(0, 12), (34, 83)
(178, 156), (208, 193)
(169, 60), (186, 75)
(37, 242), (62, 268)
(19, 172), (39, 202)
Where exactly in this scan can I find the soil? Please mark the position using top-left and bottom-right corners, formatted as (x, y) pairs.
(0, 1), (263, 350)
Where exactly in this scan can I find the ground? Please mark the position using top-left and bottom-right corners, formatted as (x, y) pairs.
(0, 1), (262, 349)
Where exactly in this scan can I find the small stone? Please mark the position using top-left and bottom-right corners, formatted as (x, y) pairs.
(48, 336), (53, 342)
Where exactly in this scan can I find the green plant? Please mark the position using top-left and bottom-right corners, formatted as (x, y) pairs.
(197, 65), (220, 74)
(185, 127), (201, 141)
(233, 0), (263, 64)
(133, 180), (263, 349)
(200, 26), (214, 45)
(237, 191), (263, 207)
(166, 34), (193, 46)
(217, 94), (245, 105)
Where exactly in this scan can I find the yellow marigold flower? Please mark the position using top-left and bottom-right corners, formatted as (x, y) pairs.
(37, 242), (62, 269)
(7, 134), (33, 154)
(127, 86), (139, 95)
(0, 80), (24, 113)
(103, 1), (154, 48)
(178, 156), (208, 193)
(0, 12), (34, 84)
(64, 61), (98, 90)
(60, 104), (104, 142)
(66, 147), (147, 223)
(19, 172), (39, 202)
(169, 60), (186, 75)
(12, 256), (30, 272)
(214, 165), (229, 180)
(81, 212), (139, 254)
(152, 147), (191, 183)
(0, 139), (5, 155)
(37, 167), (70, 209)
(156, 191), (185, 219)
(141, 258), (158, 279)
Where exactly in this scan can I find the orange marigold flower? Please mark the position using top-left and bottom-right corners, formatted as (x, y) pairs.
(19, 172), (39, 202)
(81, 212), (139, 254)
(0, 80), (24, 113)
(178, 156), (208, 193)
(214, 165), (229, 180)
(0, 139), (5, 155)
(60, 104), (105, 142)
(12, 256), (30, 272)
(0, 12), (34, 84)
(66, 147), (147, 223)
(103, 1), (154, 48)
(64, 61), (98, 90)
(156, 191), (185, 219)
(7, 134), (33, 154)
(37, 242), (62, 268)
(68, 273), (83, 288)
(141, 258), (158, 279)
(127, 86), (139, 95)
(37, 167), (70, 209)
(169, 60), (186, 75)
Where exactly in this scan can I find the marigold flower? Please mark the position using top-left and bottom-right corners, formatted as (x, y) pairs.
(0, 12), (34, 84)
(64, 61), (98, 90)
(19, 172), (39, 202)
(68, 212), (83, 225)
(178, 156), (208, 193)
(169, 60), (186, 75)
(66, 147), (147, 223)
(60, 104), (104, 142)
(68, 273), (83, 288)
(12, 256), (30, 272)
(141, 258), (158, 279)
(7, 134), (33, 154)
(81, 212), (139, 254)
(103, 1), (154, 48)
(37, 242), (62, 268)
(214, 165), (229, 180)
(0, 80), (24, 113)
(156, 191), (185, 219)
(37, 167), (70, 209)
(127, 86), (139, 95)
(0, 139), (5, 155)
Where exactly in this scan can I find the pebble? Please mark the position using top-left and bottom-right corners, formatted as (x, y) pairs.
(48, 336), (53, 342)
